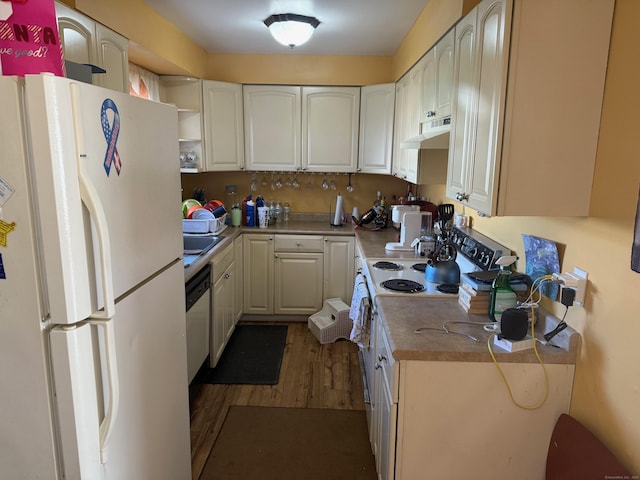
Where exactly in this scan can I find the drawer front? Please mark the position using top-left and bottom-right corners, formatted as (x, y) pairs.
(274, 234), (324, 252)
(211, 243), (234, 281)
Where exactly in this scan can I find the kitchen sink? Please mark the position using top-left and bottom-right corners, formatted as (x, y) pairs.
(183, 235), (224, 255)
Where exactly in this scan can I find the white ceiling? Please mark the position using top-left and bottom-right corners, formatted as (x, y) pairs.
(144, 0), (430, 56)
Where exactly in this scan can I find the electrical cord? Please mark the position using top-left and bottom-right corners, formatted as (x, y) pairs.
(487, 287), (550, 410)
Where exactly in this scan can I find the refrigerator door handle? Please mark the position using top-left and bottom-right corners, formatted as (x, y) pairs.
(70, 83), (115, 321)
(70, 84), (120, 464)
(88, 318), (120, 464)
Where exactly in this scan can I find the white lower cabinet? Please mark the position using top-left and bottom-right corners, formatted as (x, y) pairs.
(323, 236), (355, 304)
(371, 318), (398, 480)
(210, 243), (235, 368)
(370, 316), (575, 480)
(274, 252), (323, 314)
(243, 233), (355, 315)
(233, 235), (243, 322)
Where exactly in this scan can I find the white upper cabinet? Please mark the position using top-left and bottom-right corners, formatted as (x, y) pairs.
(243, 85), (301, 171)
(203, 80), (245, 171)
(446, 0), (614, 216)
(244, 85), (360, 172)
(55, 2), (128, 93)
(302, 87), (360, 172)
(392, 60), (423, 183)
(160, 76), (205, 173)
(434, 28), (455, 121)
(359, 83), (395, 175)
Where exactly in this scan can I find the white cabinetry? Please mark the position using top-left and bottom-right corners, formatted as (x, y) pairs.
(392, 62), (422, 184)
(243, 234), (355, 315)
(274, 235), (324, 315)
(203, 80), (245, 171)
(302, 87), (360, 172)
(243, 86), (301, 172)
(55, 2), (128, 93)
(210, 242), (235, 368)
(160, 76), (204, 173)
(323, 236), (355, 304)
(446, 0), (614, 216)
(242, 234), (274, 314)
(161, 77), (244, 173)
(421, 28), (455, 123)
(244, 86), (360, 172)
(371, 318), (398, 480)
(233, 235), (243, 322)
(358, 84), (395, 175)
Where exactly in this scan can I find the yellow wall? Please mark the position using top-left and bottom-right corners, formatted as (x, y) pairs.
(422, 1), (640, 472)
(67, 0), (639, 473)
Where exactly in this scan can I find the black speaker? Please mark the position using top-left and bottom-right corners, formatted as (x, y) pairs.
(500, 308), (529, 340)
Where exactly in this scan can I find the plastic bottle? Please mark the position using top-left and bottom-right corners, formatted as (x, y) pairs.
(489, 256), (518, 322)
(246, 198), (256, 227)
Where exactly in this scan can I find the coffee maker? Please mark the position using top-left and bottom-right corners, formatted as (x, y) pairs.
(385, 210), (432, 251)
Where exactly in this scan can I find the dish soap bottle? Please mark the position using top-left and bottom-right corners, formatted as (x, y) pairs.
(489, 256), (518, 322)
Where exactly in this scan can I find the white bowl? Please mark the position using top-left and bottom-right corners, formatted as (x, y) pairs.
(191, 208), (215, 221)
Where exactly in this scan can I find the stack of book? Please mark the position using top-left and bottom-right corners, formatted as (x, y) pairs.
(458, 272), (531, 315)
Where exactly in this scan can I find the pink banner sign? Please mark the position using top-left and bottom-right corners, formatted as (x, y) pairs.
(0, 0), (64, 77)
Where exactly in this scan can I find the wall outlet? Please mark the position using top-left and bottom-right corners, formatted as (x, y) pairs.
(553, 267), (588, 307)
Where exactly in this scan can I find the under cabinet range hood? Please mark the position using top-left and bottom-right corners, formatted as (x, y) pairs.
(400, 116), (451, 149)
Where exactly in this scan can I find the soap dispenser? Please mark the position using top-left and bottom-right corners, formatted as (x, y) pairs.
(489, 256), (518, 322)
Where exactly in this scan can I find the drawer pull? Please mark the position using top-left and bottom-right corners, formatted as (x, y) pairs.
(377, 354), (387, 362)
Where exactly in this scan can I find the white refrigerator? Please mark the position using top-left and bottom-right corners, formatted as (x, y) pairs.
(0, 74), (191, 479)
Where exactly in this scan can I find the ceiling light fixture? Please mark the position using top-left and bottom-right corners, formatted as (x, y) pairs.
(263, 13), (320, 49)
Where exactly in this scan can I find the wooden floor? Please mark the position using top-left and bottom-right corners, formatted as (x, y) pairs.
(188, 321), (366, 480)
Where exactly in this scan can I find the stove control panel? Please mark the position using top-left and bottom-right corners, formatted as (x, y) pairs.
(451, 227), (510, 270)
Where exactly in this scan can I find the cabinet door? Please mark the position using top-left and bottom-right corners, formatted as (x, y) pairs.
(468, 0), (508, 215)
(302, 87), (360, 172)
(323, 236), (355, 303)
(233, 236), (243, 323)
(435, 28), (455, 120)
(203, 80), (245, 171)
(210, 270), (226, 367)
(447, 9), (478, 203)
(393, 65), (421, 183)
(242, 234), (274, 314)
(359, 84), (395, 175)
(420, 49), (437, 123)
(244, 86), (301, 171)
(56, 2), (98, 69)
(94, 23), (128, 93)
(274, 252), (323, 315)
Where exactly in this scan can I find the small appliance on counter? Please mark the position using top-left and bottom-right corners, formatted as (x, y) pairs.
(385, 211), (432, 251)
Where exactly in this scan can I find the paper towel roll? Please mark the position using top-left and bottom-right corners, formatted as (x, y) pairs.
(333, 194), (344, 225)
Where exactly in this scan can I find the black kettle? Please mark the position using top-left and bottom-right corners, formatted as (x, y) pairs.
(425, 243), (461, 285)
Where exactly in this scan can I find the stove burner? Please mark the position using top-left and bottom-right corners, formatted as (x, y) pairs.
(411, 263), (429, 273)
(381, 279), (424, 293)
(372, 261), (403, 271)
(436, 283), (459, 294)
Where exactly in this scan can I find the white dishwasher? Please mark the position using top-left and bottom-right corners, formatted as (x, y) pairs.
(185, 264), (211, 383)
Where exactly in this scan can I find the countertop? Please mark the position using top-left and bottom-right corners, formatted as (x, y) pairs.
(353, 226), (580, 365)
(374, 296), (579, 364)
(183, 218), (356, 282)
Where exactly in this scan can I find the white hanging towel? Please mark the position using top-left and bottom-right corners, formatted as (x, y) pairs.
(349, 273), (371, 348)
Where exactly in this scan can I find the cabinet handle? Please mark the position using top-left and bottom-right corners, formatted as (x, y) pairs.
(296, 242), (302, 246)
(224, 273), (231, 280)
(377, 354), (387, 363)
(455, 192), (470, 202)
(275, 254), (279, 259)
(426, 110), (436, 118)
(375, 363), (382, 370)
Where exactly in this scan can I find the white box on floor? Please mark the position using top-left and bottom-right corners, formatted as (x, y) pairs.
(308, 298), (351, 344)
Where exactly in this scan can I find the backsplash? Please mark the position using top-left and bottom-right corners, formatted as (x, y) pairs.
(181, 171), (414, 216)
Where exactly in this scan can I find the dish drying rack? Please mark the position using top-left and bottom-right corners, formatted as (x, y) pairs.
(182, 213), (227, 234)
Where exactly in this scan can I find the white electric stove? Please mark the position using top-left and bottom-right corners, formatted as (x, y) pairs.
(361, 227), (511, 298)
